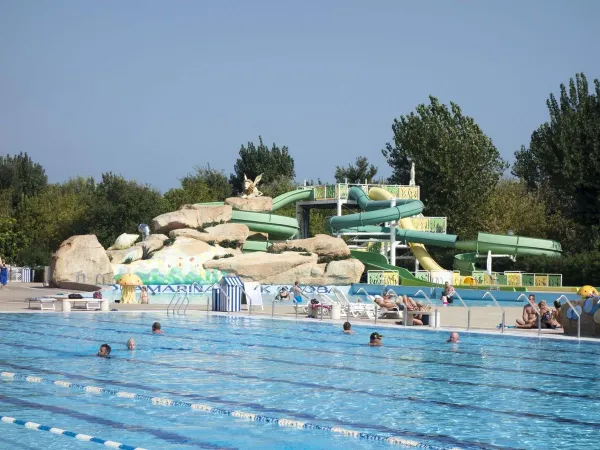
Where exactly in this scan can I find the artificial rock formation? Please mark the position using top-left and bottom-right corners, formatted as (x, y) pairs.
(561, 297), (600, 337)
(152, 204), (232, 234)
(204, 251), (364, 285)
(169, 224), (250, 245)
(51, 235), (114, 288)
(270, 234), (350, 258)
(224, 196), (273, 212)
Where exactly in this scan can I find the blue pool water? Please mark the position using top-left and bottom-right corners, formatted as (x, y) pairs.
(0, 313), (598, 449)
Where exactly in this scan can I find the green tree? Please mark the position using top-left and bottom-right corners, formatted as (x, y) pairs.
(334, 156), (378, 183)
(0, 152), (48, 209)
(86, 173), (169, 247)
(165, 165), (232, 210)
(0, 217), (29, 264)
(382, 95), (508, 237)
(230, 136), (295, 194)
(513, 73), (600, 250)
(15, 178), (95, 265)
(259, 176), (297, 198)
(476, 179), (549, 238)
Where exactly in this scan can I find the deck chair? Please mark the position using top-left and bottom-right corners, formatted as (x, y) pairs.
(331, 288), (375, 318)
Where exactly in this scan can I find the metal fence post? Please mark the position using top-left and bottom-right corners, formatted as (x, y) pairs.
(271, 301), (275, 318)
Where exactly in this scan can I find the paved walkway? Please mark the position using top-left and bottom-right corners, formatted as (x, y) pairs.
(0, 283), (568, 339)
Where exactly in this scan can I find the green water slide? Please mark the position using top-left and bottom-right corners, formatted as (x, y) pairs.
(452, 233), (563, 274)
(329, 187), (562, 278)
(350, 250), (439, 287)
(196, 188), (314, 241)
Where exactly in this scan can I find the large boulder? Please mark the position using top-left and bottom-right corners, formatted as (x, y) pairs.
(225, 196), (273, 212)
(204, 252), (317, 282)
(134, 234), (168, 253)
(51, 235), (114, 288)
(106, 246), (143, 264)
(203, 223), (249, 244)
(270, 234), (350, 258)
(109, 233), (139, 250)
(152, 205), (232, 234)
(170, 224), (249, 246)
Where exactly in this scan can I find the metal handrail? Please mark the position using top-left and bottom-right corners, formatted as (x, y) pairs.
(177, 291), (189, 314)
(482, 291), (506, 333)
(452, 291), (471, 331)
(355, 287), (379, 324)
(167, 292), (182, 315)
(414, 289), (438, 329)
(555, 295), (581, 340)
(516, 293), (541, 336)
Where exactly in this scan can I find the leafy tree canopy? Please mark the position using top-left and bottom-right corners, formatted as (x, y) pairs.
(382, 95), (507, 237)
(513, 73), (600, 248)
(230, 136), (295, 194)
(164, 165), (232, 210)
(85, 173), (169, 247)
(0, 152), (48, 209)
(334, 156), (378, 184)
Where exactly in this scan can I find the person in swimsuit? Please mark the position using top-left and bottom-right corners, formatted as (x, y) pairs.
(369, 332), (384, 346)
(516, 295), (539, 328)
(399, 294), (423, 325)
(446, 332), (460, 343)
(539, 300), (561, 329)
(127, 338), (136, 350)
(373, 294), (403, 310)
(152, 322), (163, 334)
(343, 322), (353, 334)
(276, 287), (290, 301)
(0, 263), (8, 289)
(291, 281), (304, 303)
(140, 286), (149, 304)
(97, 344), (111, 357)
(441, 282), (455, 304)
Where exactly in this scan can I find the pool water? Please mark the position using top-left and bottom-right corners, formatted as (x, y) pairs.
(0, 313), (598, 449)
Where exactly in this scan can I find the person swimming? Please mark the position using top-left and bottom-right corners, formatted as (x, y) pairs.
(152, 322), (163, 333)
(369, 332), (384, 346)
(343, 322), (353, 334)
(127, 338), (136, 350)
(446, 332), (460, 343)
(97, 343), (111, 357)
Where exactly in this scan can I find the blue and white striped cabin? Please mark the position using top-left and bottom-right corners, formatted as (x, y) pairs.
(212, 276), (244, 312)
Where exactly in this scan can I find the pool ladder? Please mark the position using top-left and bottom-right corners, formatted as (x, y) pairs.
(167, 287), (189, 315)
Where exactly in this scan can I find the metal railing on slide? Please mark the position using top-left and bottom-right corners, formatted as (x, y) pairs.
(482, 291), (506, 333)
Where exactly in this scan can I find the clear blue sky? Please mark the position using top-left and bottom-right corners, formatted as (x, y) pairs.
(1, 0), (599, 192)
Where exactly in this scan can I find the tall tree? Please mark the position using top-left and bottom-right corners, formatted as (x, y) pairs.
(0, 152), (48, 209)
(85, 173), (169, 247)
(334, 156), (378, 183)
(382, 95), (507, 237)
(15, 178), (95, 265)
(513, 73), (600, 249)
(230, 136), (295, 194)
(164, 164), (232, 210)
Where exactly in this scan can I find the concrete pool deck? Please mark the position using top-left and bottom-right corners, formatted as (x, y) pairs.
(0, 282), (576, 340)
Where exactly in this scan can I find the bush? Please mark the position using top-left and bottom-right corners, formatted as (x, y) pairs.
(196, 220), (225, 233)
(219, 239), (242, 249)
(141, 245), (154, 260)
(317, 254), (351, 264)
(163, 238), (175, 247)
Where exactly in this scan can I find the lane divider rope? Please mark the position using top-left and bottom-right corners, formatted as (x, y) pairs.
(1, 371), (461, 450)
(0, 415), (146, 450)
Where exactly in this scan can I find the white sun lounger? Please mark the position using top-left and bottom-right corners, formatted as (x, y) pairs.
(27, 297), (56, 311)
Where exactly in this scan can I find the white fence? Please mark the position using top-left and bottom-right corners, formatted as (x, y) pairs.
(8, 267), (34, 283)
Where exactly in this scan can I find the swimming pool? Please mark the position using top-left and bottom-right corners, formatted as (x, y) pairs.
(0, 313), (597, 449)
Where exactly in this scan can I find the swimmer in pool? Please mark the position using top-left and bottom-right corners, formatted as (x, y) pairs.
(446, 332), (460, 343)
(343, 322), (354, 334)
(97, 343), (111, 357)
(127, 338), (136, 350)
(369, 332), (384, 346)
(152, 322), (163, 334)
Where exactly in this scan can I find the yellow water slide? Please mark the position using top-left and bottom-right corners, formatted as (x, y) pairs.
(368, 187), (446, 271)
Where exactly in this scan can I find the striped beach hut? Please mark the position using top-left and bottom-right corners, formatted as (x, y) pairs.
(212, 276), (244, 312)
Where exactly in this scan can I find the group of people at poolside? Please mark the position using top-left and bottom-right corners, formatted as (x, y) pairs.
(96, 322), (163, 357)
(343, 321), (459, 345)
(373, 292), (429, 325)
(516, 294), (562, 329)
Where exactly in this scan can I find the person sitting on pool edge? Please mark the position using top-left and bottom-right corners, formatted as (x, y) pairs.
(97, 343), (111, 357)
(369, 332), (384, 346)
(343, 322), (353, 334)
(152, 322), (163, 334)
(441, 282), (456, 305)
(516, 294), (539, 328)
(127, 338), (136, 350)
(446, 332), (460, 343)
(539, 300), (561, 329)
